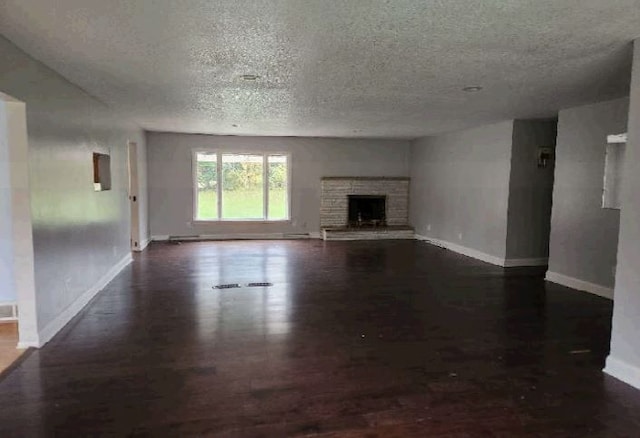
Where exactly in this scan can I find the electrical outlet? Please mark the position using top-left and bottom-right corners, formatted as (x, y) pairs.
(427, 224), (431, 231)
(458, 233), (463, 240)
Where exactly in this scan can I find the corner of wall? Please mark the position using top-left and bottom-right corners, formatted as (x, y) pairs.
(136, 132), (150, 246)
(604, 355), (640, 390)
(606, 38), (640, 391)
(1, 95), (39, 349)
(505, 119), (558, 260)
(545, 270), (614, 299)
(548, 97), (628, 297)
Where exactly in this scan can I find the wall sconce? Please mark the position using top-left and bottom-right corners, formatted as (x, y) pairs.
(537, 147), (554, 169)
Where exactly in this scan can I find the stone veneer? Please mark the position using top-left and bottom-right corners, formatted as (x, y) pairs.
(322, 226), (414, 240)
(320, 177), (410, 228)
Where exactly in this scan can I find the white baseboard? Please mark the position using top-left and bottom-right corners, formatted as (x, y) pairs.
(545, 271), (614, 299)
(415, 234), (506, 266)
(415, 235), (549, 268)
(36, 253), (133, 347)
(135, 237), (151, 251)
(503, 257), (549, 267)
(151, 235), (170, 241)
(604, 355), (640, 390)
(16, 341), (36, 349)
(309, 232), (322, 239)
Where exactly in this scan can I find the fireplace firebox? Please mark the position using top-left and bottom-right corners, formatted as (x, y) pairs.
(348, 195), (386, 227)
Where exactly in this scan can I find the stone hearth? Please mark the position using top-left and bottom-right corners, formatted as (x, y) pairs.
(322, 225), (415, 241)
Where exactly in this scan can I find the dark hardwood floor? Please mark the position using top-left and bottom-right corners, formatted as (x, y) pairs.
(1, 240), (639, 437)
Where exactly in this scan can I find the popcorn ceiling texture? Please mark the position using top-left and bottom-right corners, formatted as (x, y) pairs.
(0, 0), (638, 138)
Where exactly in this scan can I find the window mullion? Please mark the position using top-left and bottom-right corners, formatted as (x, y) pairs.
(193, 151), (198, 220)
(217, 153), (222, 220)
(263, 154), (268, 220)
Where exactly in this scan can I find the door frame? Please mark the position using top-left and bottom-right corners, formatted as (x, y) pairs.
(127, 141), (141, 251)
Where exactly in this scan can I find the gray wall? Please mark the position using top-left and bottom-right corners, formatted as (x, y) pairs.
(607, 40), (640, 385)
(409, 121), (514, 260)
(0, 36), (147, 333)
(548, 97), (629, 288)
(147, 133), (411, 237)
(505, 120), (558, 259)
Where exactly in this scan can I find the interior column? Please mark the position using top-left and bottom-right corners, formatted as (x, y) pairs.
(605, 39), (640, 389)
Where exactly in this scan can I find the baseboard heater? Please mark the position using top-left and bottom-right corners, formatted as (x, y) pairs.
(0, 302), (18, 322)
(167, 233), (316, 241)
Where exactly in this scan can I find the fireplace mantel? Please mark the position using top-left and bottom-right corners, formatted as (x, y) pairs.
(321, 177), (410, 181)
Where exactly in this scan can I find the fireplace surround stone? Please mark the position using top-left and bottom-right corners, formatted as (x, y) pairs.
(320, 177), (413, 240)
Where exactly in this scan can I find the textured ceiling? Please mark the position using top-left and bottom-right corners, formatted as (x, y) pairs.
(1, 0), (639, 138)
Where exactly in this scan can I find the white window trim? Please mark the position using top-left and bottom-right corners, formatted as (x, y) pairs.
(192, 150), (292, 222)
(607, 133), (627, 144)
(602, 135), (626, 211)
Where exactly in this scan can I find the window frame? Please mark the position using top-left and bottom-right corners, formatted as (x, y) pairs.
(192, 150), (292, 223)
(602, 134), (627, 211)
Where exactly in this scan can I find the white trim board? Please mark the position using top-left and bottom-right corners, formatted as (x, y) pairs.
(24, 253), (133, 348)
(135, 237), (152, 252)
(545, 271), (614, 300)
(415, 234), (505, 266)
(414, 234), (547, 267)
(604, 355), (640, 390)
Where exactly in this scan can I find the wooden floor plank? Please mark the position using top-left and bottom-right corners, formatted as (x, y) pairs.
(0, 322), (24, 375)
(0, 240), (639, 437)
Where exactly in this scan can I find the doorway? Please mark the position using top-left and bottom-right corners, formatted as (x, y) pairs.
(0, 92), (38, 355)
(128, 141), (141, 251)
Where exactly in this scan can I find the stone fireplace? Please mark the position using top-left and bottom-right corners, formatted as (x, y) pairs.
(320, 177), (413, 240)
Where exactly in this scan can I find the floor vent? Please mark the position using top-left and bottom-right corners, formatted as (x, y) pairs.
(247, 282), (273, 287)
(213, 283), (241, 289)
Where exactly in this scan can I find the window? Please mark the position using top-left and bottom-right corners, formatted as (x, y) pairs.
(602, 134), (627, 210)
(93, 152), (111, 191)
(194, 152), (289, 221)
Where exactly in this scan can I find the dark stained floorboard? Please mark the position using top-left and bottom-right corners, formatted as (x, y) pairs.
(1, 240), (639, 437)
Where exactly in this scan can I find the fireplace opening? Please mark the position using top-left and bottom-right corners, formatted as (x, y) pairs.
(348, 195), (386, 227)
